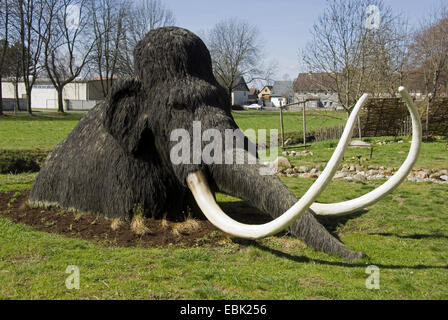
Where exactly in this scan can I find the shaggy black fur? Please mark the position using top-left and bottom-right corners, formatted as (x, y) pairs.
(30, 27), (364, 261)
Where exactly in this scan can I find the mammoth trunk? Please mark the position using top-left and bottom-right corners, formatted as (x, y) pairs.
(207, 152), (365, 261)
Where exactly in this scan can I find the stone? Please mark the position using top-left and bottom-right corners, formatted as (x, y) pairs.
(349, 140), (372, 147)
(349, 165), (356, 172)
(273, 156), (291, 169)
(429, 172), (442, 179)
(353, 173), (366, 181)
(334, 172), (348, 179)
(440, 175), (448, 182)
(416, 170), (429, 179)
(290, 151), (296, 156)
(282, 151), (289, 156)
(298, 166), (309, 173)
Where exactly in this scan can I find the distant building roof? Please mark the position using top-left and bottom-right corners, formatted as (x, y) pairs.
(294, 72), (337, 92)
(271, 81), (294, 96)
(248, 88), (259, 96)
(232, 76), (249, 92)
(261, 85), (273, 91)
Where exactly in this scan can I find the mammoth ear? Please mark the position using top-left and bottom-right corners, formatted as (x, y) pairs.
(102, 77), (150, 155)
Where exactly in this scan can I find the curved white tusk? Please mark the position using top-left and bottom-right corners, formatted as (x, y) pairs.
(310, 87), (422, 217)
(186, 94), (370, 239)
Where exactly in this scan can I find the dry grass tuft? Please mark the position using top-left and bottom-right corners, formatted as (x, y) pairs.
(172, 217), (201, 236)
(21, 201), (32, 210)
(161, 213), (170, 230)
(130, 204), (150, 235)
(110, 218), (123, 231)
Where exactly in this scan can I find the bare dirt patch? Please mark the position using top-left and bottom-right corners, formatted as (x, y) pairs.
(0, 190), (233, 248)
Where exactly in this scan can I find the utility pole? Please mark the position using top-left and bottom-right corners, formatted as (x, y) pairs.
(279, 100), (285, 147)
(302, 102), (307, 147)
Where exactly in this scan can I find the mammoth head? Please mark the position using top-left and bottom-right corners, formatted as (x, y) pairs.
(134, 27), (217, 87)
(101, 27), (422, 240)
(103, 27), (231, 183)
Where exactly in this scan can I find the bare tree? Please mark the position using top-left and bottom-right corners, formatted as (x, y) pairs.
(0, 0), (11, 115)
(301, 0), (405, 113)
(411, 4), (448, 134)
(205, 18), (275, 99)
(13, 0), (45, 115)
(117, 0), (175, 76)
(89, 0), (127, 97)
(363, 14), (411, 97)
(40, 0), (95, 112)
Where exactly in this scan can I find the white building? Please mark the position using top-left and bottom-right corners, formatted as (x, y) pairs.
(231, 76), (249, 106)
(270, 81), (295, 107)
(1, 78), (106, 111)
(270, 96), (287, 107)
(294, 73), (343, 109)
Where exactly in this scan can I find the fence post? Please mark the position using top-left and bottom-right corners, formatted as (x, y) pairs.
(279, 100), (285, 148)
(303, 102), (307, 147)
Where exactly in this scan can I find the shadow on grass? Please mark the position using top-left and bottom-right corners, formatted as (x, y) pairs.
(368, 232), (448, 240)
(316, 209), (369, 235)
(222, 197), (446, 271)
(0, 112), (85, 121)
(232, 239), (448, 271)
(219, 200), (368, 240)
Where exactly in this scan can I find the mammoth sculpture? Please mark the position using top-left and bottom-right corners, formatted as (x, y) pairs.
(30, 27), (422, 261)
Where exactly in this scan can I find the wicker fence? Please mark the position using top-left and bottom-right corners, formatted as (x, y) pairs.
(420, 99), (448, 136)
(311, 98), (448, 142)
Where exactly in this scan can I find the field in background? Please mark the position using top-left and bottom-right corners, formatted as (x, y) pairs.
(233, 110), (346, 135)
(0, 113), (83, 151)
(0, 111), (447, 299)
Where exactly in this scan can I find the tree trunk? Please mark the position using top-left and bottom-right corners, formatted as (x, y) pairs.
(426, 99), (430, 136)
(14, 80), (19, 114)
(0, 77), (4, 116)
(228, 87), (233, 105)
(57, 86), (65, 113)
(26, 87), (32, 115)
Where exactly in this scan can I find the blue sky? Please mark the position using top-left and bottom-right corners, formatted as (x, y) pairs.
(164, 0), (441, 80)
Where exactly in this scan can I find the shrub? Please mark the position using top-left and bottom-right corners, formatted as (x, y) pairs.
(0, 149), (49, 174)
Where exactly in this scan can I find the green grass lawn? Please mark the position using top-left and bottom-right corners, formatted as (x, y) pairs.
(0, 112), (447, 299)
(0, 111), (345, 151)
(233, 110), (346, 135)
(0, 174), (447, 299)
(285, 137), (448, 171)
(0, 113), (84, 151)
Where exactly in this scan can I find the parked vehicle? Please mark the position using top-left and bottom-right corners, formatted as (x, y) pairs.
(245, 103), (262, 110)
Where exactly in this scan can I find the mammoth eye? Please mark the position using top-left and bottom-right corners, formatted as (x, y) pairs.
(172, 102), (185, 110)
